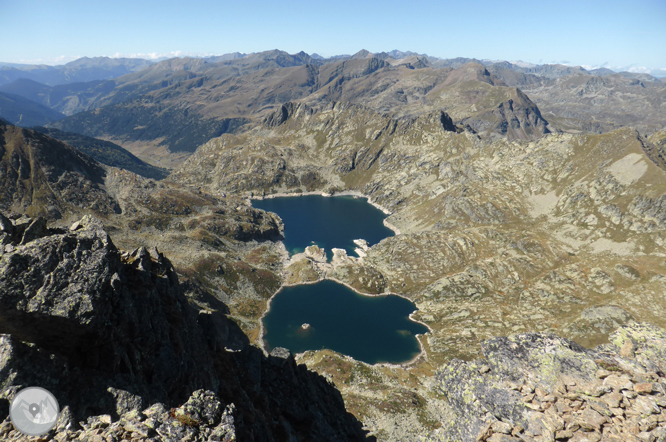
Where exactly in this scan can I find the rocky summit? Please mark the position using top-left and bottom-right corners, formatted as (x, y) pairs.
(1, 48), (666, 441)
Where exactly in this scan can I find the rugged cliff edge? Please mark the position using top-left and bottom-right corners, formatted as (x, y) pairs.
(0, 213), (369, 441)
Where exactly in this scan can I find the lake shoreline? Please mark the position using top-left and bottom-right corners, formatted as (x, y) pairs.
(258, 273), (432, 368)
(249, 190), (402, 235)
(251, 191), (426, 367)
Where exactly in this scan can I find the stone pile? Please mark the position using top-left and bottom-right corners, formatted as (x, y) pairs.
(428, 323), (666, 442)
(476, 368), (666, 442)
(0, 390), (236, 442)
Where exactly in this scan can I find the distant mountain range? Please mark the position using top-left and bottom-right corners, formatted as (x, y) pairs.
(2, 51), (661, 87)
(0, 56), (154, 86)
(39, 51), (551, 154)
(0, 49), (663, 164)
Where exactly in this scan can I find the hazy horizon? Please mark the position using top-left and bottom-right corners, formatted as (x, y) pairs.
(1, 0), (664, 75)
(1, 49), (664, 78)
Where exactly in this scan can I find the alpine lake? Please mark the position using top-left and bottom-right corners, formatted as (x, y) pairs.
(253, 194), (429, 364)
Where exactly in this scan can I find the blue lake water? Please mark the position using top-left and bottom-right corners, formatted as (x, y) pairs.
(262, 280), (428, 364)
(252, 194), (395, 260)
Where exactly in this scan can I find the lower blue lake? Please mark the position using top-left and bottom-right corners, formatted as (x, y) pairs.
(263, 280), (428, 364)
(252, 194), (395, 259)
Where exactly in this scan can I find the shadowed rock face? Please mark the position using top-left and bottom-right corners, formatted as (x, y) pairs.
(0, 214), (370, 442)
(461, 88), (551, 141)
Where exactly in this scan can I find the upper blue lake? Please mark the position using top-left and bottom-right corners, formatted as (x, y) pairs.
(252, 194), (395, 259)
(263, 280), (428, 364)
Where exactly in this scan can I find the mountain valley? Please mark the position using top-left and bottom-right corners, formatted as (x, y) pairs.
(1, 49), (666, 441)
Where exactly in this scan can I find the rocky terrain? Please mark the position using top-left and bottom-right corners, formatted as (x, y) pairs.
(167, 100), (666, 440)
(0, 213), (369, 441)
(0, 121), (291, 341)
(428, 323), (666, 442)
(1, 48), (666, 441)
(519, 74), (666, 135)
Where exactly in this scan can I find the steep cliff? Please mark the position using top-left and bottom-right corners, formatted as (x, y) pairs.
(0, 214), (369, 441)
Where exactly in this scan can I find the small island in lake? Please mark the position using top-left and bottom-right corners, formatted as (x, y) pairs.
(263, 280), (428, 364)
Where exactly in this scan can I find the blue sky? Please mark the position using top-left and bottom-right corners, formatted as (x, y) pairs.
(1, 0), (664, 73)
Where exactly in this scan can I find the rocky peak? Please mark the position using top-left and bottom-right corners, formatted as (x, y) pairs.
(0, 214), (369, 441)
(459, 87), (551, 141)
(351, 49), (373, 59)
(264, 101), (315, 127)
(390, 55), (430, 69)
(418, 110), (461, 133)
(443, 62), (506, 87)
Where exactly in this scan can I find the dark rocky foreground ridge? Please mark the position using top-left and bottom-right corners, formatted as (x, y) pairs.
(0, 213), (369, 441)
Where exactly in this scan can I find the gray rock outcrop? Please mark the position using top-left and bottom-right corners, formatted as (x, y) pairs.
(427, 323), (666, 442)
(0, 214), (370, 441)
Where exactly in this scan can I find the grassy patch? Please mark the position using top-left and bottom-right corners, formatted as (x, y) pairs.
(169, 409), (200, 427)
(595, 360), (621, 372)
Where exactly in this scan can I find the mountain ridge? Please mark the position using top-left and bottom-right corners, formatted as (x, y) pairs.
(0, 56), (154, 86)
(1, 50), (661, 162)
(0, 91), (66, 127)
(45, 56), (552, 157)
